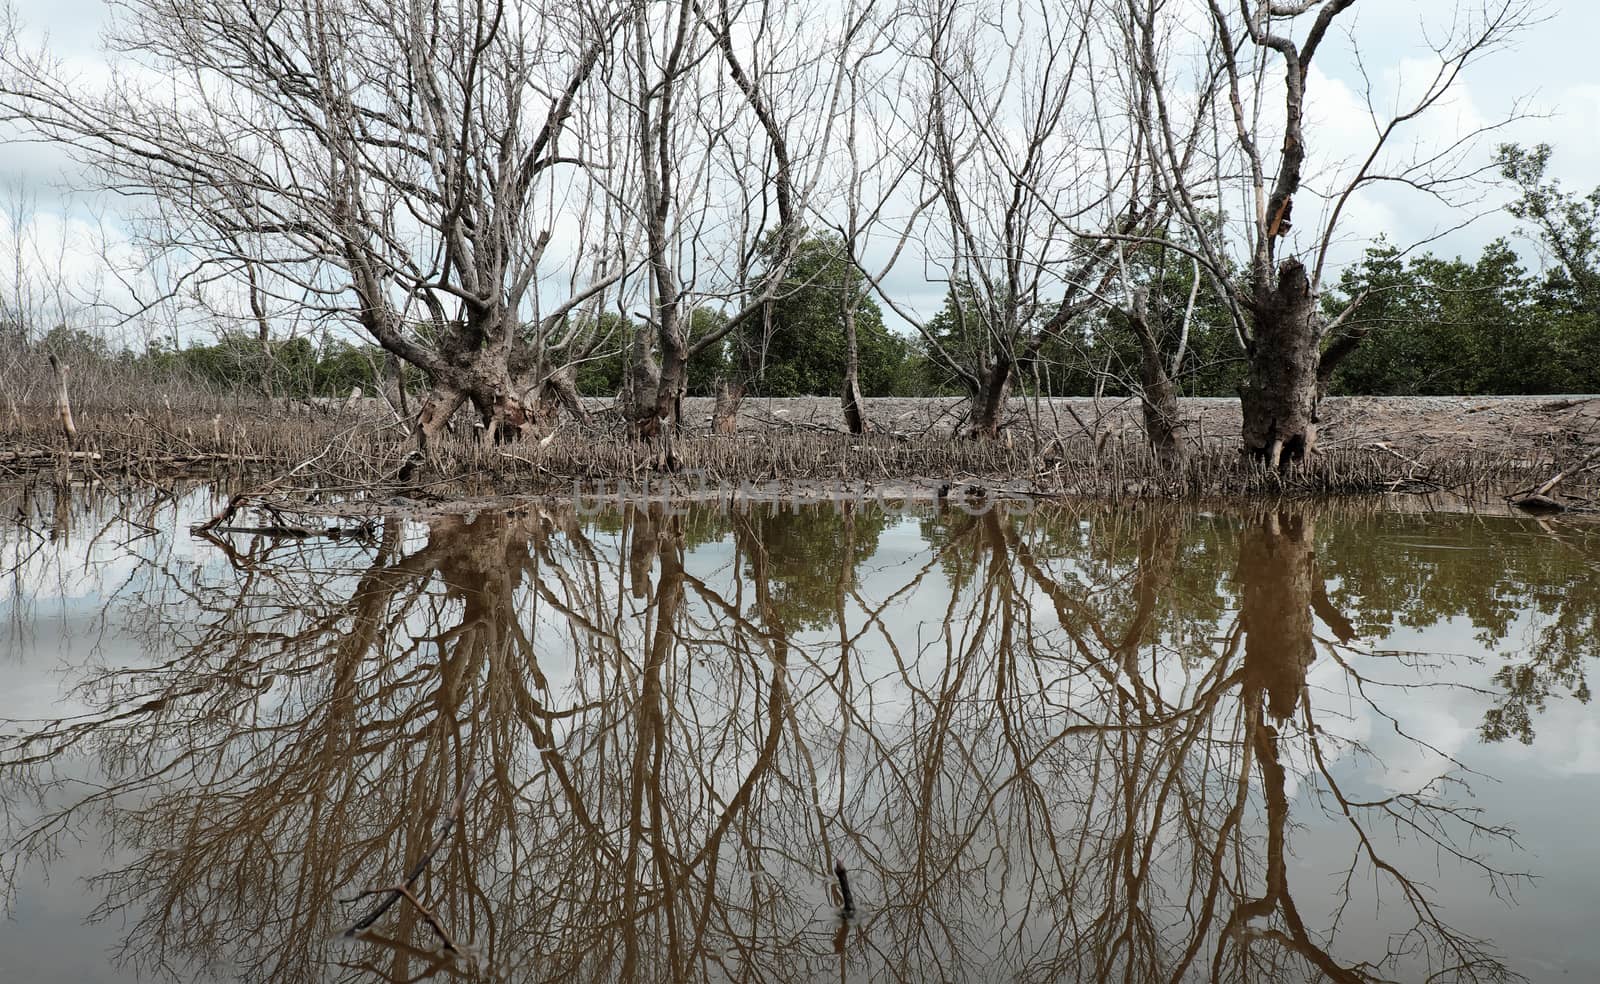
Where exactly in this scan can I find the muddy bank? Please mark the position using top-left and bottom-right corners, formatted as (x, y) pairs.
(266, 394), (1600, 456)
(670, 394), (1600, 454)
(3, 395), (1597, 509)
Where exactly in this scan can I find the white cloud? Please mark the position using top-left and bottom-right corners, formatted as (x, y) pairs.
(5, 0), (1598, 339)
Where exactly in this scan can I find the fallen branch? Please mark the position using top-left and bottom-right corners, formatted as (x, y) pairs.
(0, 449), (102, 462)
(345, 883), (464, 954)
(203, 522), (373, 540)
(1510, 446), (1600, 511)
(191, 439), (345, 535)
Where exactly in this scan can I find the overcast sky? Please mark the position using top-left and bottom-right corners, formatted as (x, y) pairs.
(2, 0), (1597, 341)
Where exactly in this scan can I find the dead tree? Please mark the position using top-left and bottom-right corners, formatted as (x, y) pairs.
(46, 351), (76, 445)
(617, 0), (865, 441)
(828, 42), (936, 435)
(0, 0), (628, 448)
(1126, 0), (1530, 467)
(886, 0), (1130, 440)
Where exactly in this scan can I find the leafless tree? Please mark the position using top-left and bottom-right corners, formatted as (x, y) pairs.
(880, 0), (1171, 441)
(606, 0), (873, 445)
(0, 0), (630, 447)
(1123, 0), (1531, 466)
(823, 36), (940, 436)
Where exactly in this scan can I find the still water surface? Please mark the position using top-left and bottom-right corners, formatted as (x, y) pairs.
(2, 486), (1599, 982)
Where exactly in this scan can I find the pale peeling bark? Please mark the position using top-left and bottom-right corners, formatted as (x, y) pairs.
(47, 353), (78, 446)
(415, 388), (466, 449)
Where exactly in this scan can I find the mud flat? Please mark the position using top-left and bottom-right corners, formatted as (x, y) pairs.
(2, 396), (1597, 512)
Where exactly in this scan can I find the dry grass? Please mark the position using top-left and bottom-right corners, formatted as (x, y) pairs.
(3, 395), (1590, 506)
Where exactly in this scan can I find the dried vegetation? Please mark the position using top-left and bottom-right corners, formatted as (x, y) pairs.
(5, 388), (1595, 506)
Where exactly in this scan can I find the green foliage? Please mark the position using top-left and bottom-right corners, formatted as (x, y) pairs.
(1497, 143), (1600, 310)
(1079, 250), (1246, 399)
(915, 282), (989, 396)
(572, 313), (632, 396)
(136, 332), (396, 398)
(737, 233), (915, 397)
(913, 282), (1091, 396)
(36, 172), (1600, 402)
(1326, 238), (1600, 395)
(574, 309), (730, 397)
(41, 323), (109, 360)
(913, 254), (1245, 399)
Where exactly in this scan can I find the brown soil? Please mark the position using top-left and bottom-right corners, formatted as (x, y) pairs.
(674, 394), (1600, 458)
(5, 396), (1600, 519)
(267, 393), (1600, 456)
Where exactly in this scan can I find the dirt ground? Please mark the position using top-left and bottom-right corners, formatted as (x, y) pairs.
(678, 394), (1600, 457)
(288, 393), (1600, 457)
(9, 394), (1599, 521)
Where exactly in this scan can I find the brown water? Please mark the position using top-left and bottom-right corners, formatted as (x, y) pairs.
(2, 485), (1599, 983)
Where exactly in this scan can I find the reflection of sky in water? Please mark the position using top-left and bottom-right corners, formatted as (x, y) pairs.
(1, 489), (1598, 982)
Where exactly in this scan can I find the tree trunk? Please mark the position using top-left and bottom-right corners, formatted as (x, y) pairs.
(1138, 358), (1184, 469)
(623, 322), (665, 439)
(384, 352), (411, 429)
(965, 355), (1012, 439)
(1241, 260), (1321, 468)
(415, 388), (466, 449)
(534, 366), (591, 430)
(245, 260), (273, 399)
(474, 385), (534, 444)
(711, 376), (746, 435)
(1129, 291), (1186, 467)
(841, 303), (868, 435)
(47, 353), (77, 446)
(648, 307), (690, 440)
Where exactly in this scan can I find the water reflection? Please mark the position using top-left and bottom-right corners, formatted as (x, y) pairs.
(2, 489), (1598, 982)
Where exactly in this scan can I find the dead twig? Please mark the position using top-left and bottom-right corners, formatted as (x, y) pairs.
(1510, 446), (1600, 512)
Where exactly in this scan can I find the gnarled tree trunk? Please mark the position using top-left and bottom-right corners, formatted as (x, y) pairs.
(651, 318), (689, 438)
(412, 368), (537, 450)
(1241, 260), (1321, 469)
(532, 365), (591, 430)
(965, 355), (1013, 440)
(415, 388), (465, 449)
(1129, 290), (1186, 468)
(623, 321), (668, 440)
(473, 381), (534, 445)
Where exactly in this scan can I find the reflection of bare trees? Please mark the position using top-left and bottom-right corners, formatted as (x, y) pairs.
(0, 497), (1540, 981)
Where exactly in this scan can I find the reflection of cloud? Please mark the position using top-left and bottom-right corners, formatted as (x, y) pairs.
(1309, 610), (1600, 798)
(6, 496), (1599, 982)
(3, 490), (211, 610)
